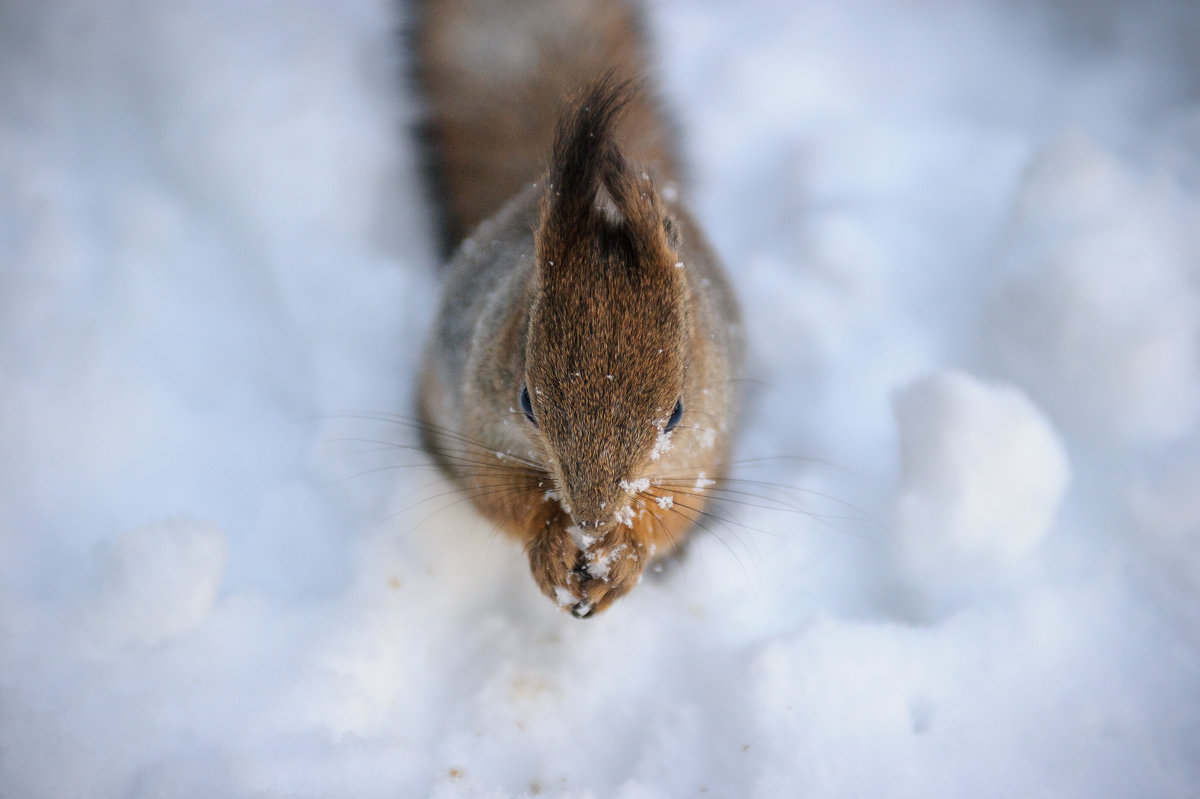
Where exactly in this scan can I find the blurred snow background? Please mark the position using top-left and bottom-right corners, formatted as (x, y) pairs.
(2, 0), (1199, 796)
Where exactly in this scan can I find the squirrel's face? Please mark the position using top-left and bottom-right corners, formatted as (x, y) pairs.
(523, 100), (691, 536)
(524, 211), (690, 533)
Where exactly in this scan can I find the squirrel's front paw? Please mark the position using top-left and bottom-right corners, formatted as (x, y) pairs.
(573, 526), (647, 618)
(527, 528), (585, 613)
(527, 525), (647, 618)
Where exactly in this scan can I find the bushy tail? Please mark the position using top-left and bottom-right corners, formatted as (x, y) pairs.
(408, 0), (678, 257)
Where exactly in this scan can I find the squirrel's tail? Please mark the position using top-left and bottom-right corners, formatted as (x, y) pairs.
(408, 0), (678, 257)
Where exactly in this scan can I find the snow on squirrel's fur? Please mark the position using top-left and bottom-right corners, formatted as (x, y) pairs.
(1, 0), (1199, 797)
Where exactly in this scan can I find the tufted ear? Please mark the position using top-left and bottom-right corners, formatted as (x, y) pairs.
(594, 144), (678, 265)
(535, 76), (628, 262)
(535, 76), (679, 277)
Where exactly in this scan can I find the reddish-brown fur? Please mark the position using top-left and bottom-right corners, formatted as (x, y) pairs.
(413, 0), (743, 616)
(409, 0), (677, 256)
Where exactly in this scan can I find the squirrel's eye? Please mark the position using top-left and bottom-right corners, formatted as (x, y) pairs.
(519, 384), (537, 426)
(664, 397), (683, 433)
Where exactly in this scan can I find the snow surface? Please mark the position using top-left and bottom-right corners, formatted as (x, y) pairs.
(3, 0), (1200, 797)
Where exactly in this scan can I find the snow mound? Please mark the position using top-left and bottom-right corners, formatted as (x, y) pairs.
(984, 135), (1200, 445)
(81, 518), (227, 648)
(891, 371), (1070, 595)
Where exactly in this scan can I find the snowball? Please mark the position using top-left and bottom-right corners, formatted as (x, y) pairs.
(891, 371), (1070, 586)
(81, 518), (227, 648)
(983, 135), (1200, 444)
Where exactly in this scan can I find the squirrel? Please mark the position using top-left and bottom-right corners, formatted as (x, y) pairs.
(410, 0), (743, 617)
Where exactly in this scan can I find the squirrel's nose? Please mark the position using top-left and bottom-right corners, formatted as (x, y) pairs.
(560, 485), (622, 532)
(575, 516), (613, 533)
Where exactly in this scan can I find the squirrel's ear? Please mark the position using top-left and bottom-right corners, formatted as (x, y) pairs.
(540, 77), (633, 242)
(596, 153), (680, 265)
(538, 77), (679, 273)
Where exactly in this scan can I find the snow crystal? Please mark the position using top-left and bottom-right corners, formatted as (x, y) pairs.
(655, 495), (674, 510)
(566, 524), (593, 549)
(650, 426), (674, 461)
(586, 544), (627, 581)
(613, 505), (635, 528)
(694, 473), (716, 490)
(619, 477), (651, 494)
(553, 586), (575, 608)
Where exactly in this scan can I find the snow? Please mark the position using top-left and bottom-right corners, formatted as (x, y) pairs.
(891, 371), (1070, 612)
(585, 544), (628, 582)
(3, 0), (1200, 797)
(983, 135), (1200, 444)
(649, 426), (673, 461)
(619, 478), (651, 494)
(81, 518), (229, 649)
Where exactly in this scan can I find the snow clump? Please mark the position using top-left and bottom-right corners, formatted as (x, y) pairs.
(891, 371), (1070, 595)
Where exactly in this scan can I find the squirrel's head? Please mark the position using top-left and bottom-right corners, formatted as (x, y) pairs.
(523, 79), (690, 535)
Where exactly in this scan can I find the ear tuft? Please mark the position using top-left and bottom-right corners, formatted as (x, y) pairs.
(537, 75), (677, 274)
(542, 75), (635, 236)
